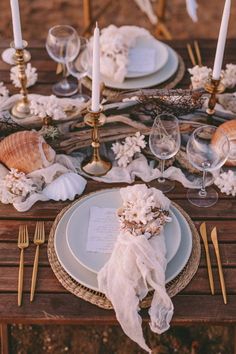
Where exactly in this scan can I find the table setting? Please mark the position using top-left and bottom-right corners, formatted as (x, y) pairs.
(0, 0), (236, 352)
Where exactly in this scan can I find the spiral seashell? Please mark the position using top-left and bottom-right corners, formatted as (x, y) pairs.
(42, 172), (87, 201)
(0, 131), (56, 173)
(212, 120), (236, 166)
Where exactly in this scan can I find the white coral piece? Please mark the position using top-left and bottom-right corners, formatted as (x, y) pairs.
(111, 132), (146, 168)
(188, 65), (212, 90)
(222, 64), (236, 89)
(10, 63), (38, 88)
(214, 170), (236, 196)
(0, 168), (38, 204)
(189, 64), (236, 90)
(118, 184), (171, 237)
(0, 82), (9, 98)
(30, 95), (68, 120)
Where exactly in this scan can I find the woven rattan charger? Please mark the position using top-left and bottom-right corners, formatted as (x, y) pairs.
(48, 190), (201, 310)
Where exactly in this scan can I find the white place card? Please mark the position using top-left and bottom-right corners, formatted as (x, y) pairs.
(127, 47), (156, 73)
(86, 207), (120, 253)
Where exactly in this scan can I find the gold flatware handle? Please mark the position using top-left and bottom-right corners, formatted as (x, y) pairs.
(30, 245), (39, 302)
(18, 249), (24, 307)
(200, 223), (214, 295)
(211, 227), (227, 305)
(187, 43), (196, 66)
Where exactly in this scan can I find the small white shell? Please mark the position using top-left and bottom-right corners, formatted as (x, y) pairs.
(42, 172), (87, 201)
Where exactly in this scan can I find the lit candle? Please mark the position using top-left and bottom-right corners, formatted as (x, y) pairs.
(10, 0), (23, 49)
(212, 0), (231, 80)
(91, 23), (100, 112)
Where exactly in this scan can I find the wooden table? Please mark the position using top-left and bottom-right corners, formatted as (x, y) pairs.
(1, 40), (236, 353)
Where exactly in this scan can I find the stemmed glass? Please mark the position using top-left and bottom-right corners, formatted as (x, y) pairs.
(187, 125), (229, 207)
(46, 25), (80, 97)
(66, 37), (91, 102)
(149, 113), (181, 193)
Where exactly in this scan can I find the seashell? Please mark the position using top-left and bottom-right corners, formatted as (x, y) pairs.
(212, 120), (236, 166)
(42, 172), (87, 201)
(0, 131), (56, 173)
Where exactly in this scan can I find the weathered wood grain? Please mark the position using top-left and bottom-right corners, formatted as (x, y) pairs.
(0, 40), (236, 325)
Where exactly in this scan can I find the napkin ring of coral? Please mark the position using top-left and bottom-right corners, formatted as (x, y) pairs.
(117, 185), (171, 238)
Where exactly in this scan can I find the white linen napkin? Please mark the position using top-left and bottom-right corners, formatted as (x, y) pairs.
(97, 25), (152, 83)
(98, 186), (174, 353)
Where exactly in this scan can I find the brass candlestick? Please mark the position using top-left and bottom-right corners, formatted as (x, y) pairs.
(11, 41), (32, 119)
(81, 107), (112, 176)
(204, 74), (225, 115)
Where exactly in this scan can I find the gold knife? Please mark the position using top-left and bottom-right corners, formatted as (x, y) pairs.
(199, 222), (214, 295)
(211, 227), (227, 305)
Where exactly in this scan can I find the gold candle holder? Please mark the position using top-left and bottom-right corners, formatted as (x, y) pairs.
(11, 41), (32, 119)
(81, 107), (112, 176)
(204, 74), (225, 115)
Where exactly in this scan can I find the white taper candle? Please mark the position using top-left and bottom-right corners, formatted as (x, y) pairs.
(10, 0), (23, 49)
(212, 0), (231, 80)
(91, 23), (100, 112)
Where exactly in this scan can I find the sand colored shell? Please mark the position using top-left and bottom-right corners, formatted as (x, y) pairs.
(212, 120), (236, 166)
(0, 131), (56, 173)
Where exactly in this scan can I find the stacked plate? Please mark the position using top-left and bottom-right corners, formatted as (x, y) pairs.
(54, 189), (193, 293)
(86, 36), (179, 91)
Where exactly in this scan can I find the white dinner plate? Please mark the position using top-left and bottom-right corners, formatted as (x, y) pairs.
(125, 36), (168, 78)
(66, 189), (181, 274)
(87, 44), (178, 90)
(54, 190), (193, 292)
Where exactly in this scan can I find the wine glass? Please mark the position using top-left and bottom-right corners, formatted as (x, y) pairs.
(66, 36), (91, 102)
(187, 125), (230, 207)
(149, 113), (181, 193)
(46, 25), (80, 97)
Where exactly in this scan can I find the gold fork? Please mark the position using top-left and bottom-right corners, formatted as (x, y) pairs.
(187, 40), (202, 67)
(30, 222), (45, 302)
(18, 225), (29, 307)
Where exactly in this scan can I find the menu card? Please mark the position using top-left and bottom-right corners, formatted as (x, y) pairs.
(86, 207), (120, 253)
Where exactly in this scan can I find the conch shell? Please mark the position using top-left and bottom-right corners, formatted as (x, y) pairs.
(212, 120), (236, 166)
(0, 131), (56, 173)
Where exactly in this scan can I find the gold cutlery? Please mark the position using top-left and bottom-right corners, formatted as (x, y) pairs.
(211, 227), (227, 305)
(18, 225), (29, 307)
(199, 222), (214, 295)
(187, 40), (202, 66)
(30, 222), (45, 302)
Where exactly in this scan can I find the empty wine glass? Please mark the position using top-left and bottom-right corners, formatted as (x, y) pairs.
(66, 36), (91, 102)
(46, 25), (80, 97)
(149, 113), (181, 193)
(187, 125), (230, 207)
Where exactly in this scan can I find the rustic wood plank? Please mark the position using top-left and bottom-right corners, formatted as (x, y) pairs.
(0, 219), (235, 243)
(0, 221), (53, 242)
(0, 294), (235, 324)
(0, 242), (235, 267)
(0, 266), (235, 295)
(0, 180), (234, 218)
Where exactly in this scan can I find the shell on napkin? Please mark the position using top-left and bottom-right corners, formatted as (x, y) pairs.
(212, 120), (236, 166)
(0, 131), (56, 173)
(42, 172), (87, 201)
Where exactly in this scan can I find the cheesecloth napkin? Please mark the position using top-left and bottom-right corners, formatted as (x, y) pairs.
(98, 186), (174, 353)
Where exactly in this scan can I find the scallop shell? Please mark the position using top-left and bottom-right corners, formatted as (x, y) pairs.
(0, 131), (56, 173)
(212, 120), (236, 166)
(42, 172), (87, 201)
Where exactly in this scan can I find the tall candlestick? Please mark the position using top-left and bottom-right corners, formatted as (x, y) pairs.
(91, 23), (100, 112)
(10, 0), (23, 49)
(212, 0), (231, 80)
